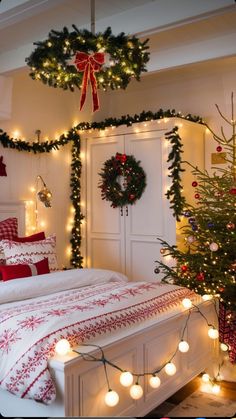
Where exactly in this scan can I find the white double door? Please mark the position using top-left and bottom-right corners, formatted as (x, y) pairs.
(86, 129), (175, 281)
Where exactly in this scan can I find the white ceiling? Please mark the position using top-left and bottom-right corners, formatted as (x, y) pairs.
(0, 0), (236, 74)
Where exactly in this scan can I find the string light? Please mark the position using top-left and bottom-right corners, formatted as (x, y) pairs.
(55, 339), (71, 355)
(104, 390), (119, 407)
(182, 298), (193, 309)
(119, 371), (133, 387)
(208, 327), (219, 339)
(164, 362), (177, 376)
(178, 340), (190, 353)
(149, 375), (161, 388)
(129, 383), (143, 400)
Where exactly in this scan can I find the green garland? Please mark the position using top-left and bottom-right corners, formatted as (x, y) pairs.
(26, 26), (149, 92)
(0, 108), (205, 268)
(98, 153), (146, 208)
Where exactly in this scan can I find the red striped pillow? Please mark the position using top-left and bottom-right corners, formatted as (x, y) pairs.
(0, 218), (18, 264)
(0, 258), (50, 281)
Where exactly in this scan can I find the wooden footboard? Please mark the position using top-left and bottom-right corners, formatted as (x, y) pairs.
(0, 301), (217, 417)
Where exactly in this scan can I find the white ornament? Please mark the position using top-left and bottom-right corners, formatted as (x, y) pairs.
(209, 242), (218, 252)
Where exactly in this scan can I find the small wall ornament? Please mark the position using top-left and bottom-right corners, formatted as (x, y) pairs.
(0, 156), (7, 176)
(98, 152), (146, 208)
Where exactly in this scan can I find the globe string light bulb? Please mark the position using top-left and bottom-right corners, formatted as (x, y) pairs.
(220, 342), (229, 352)
(164, 362), (177, 376)
(104, 390), (119, 407)
(182, 298), (193, 309)
(149, 375), (161, 388)
(202, 294), (213, 301)
(211, 383), (221, 394)
(130, 383), (143, 400)
(178, 340), (190, 353)
(119, 371), (133, 387)
(55, 339), (71, 355)
(208, 327), (219, 339)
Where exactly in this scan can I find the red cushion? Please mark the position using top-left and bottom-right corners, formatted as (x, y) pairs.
(12, 231), (45, 242)
(0, 258), (50, 281)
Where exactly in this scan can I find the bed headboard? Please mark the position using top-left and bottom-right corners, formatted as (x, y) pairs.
(0, 201), (25, 236)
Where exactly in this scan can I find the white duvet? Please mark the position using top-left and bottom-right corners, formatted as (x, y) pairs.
(0, 268), (196, 404)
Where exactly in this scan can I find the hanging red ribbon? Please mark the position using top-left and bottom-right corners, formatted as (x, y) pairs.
(74, 51), (105, 112)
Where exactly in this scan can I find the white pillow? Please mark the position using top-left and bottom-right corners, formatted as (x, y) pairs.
(1, 235), (58, 271)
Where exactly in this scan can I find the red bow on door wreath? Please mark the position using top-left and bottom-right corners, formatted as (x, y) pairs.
(74, 51), (105, 112)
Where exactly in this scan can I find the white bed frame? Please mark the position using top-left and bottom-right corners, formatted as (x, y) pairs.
(0, 300), (218, 417)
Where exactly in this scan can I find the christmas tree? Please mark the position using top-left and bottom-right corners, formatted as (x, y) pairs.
(156, 94), (236, 362)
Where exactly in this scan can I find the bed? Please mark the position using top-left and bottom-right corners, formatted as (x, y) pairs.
(0, 203), (218, 417)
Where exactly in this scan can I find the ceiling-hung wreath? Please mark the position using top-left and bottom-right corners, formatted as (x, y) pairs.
(25, 1), (149, 113)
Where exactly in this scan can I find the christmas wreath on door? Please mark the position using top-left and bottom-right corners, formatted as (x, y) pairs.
(98, 152), (146, 208)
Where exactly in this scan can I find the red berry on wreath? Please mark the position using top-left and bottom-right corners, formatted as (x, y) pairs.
(216, 145), (222, 152)
(229, 187), (236, 195)
(181, 265), (188, 272)
(192, 181), (198, 187)
(129, 194), (136, 200)
(194, 193), (200, 199)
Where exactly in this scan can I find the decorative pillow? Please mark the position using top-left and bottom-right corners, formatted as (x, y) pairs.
(0, 258), (50, 281)
(12, 231), (45, 242)
(1, 235), (58, 271)
(0, 217), (18, 264)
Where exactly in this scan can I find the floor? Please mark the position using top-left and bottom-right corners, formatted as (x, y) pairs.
(146, 376), (236, 418)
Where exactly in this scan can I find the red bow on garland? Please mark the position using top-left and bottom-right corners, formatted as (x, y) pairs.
(74, 51), (105, 112)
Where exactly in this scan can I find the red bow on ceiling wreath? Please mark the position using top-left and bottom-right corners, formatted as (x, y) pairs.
(74, 51), (105, 112)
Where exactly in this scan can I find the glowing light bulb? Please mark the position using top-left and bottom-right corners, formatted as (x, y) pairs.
(149, 375), (161, 388)
(120, 371), (133, 387)
(202, 373), (210, 383)
(182, 298), (192, 309)
(130, 384), (143, 399)
(178, 340), (190, 353)
(211, 383), (221, 394)
(220, 343), (229, 352)
(164, 362), (176, 376)
(202, 294), (213, 301)
(208, 327), (219, 339)
(104, 390), (119, 407)
(55, 339), (71, 355)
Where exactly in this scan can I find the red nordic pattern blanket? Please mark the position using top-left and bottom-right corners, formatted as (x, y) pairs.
(0, 269), (196, 404)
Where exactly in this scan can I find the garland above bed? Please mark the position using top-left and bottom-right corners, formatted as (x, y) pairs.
(0, 109), (205, 268)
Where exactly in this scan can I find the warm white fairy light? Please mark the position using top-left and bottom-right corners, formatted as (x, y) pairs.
(149, 375), (161, 388)
(182, 298), (193, 309)
(129, 383), (143, 399)
(201, 373), (210, 383)
(164, 362), (176, 376)
(119, 371), (133, 387)
(55, 339), (71, 355)
(104, 390), (119, 407)
(178, 340), (190, 353)
(208, 327), (219, 339)
(211, 383), (221, 394)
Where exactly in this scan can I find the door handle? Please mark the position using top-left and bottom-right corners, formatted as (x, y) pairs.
(126, 206), (128, 216)
(120, 207), (123, 216)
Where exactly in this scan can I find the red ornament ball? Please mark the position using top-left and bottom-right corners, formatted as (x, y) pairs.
(129, 194), (136, 201)
(229, 187), (236, 195)
(192, 181), (198, 187)
(194, 193), (200, 199)
(196, 272), (205, 281)
(181, 265), (188, 272)
(216, 145), (222, 152)
(226, 222), (235, 231)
